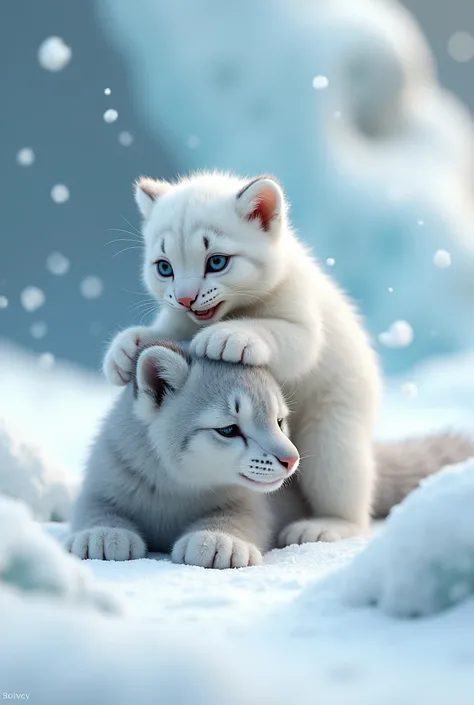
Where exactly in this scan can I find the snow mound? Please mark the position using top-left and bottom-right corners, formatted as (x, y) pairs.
(341, 458), (474, 617)
(0, 417), (76, 521)
(0, 496), (119, 614)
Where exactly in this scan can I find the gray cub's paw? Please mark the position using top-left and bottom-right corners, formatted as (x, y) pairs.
(172, 530), (262, 569)
(65, 527), (146, 561)
(278, 518), (363, 547)
(103, 326), (153, 386)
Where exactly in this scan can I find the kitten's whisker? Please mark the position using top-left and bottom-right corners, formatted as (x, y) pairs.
(105, 237), (142, 247)
(137, 304), (158, 324)
(122, 289), (149, 297)
(105, 227), (142, 242)
(129, 299), (156, 313)
(227, 289), (266, 304)
(120, 214), (142, 236)
(113, 245), (143, 258)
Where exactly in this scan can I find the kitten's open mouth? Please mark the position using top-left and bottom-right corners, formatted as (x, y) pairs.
(239, 473), (284, 489)
(191, 302), (223, 321)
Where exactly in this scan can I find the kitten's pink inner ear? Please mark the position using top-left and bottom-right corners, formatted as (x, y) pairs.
(240, 180), (281, 232)
(247, 186), (279, 230)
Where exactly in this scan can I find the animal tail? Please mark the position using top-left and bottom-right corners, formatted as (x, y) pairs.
(372, 432), (474, 518)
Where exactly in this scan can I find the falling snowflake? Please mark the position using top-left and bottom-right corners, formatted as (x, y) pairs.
(103, 109), (118, 124)
(402, 382), (418, 399)
(46, 252), (70, 276)
(378, 320), (414, 348)
(448, 32), (474, 63)
(187, 134), (201, 149)
(118, 131), (134, 147)
(16, 148), (35, 166)
(334, 111), (342, 120)
(326, 258), (335, 266)
(80, 276), (103, 299)
(388, 287), (394, 293)
(30, 321), (47, 340)
(38, 37), (72, 72)
(312, 75), (329, 90)
(38, 352), (55, 370)
(0, 296), (8, 309)
(417, 220), (424, 226)
(21, 287), (45, 312)
(433, 250), (451, 268)
(51, 184), (70, 204)
(104, 88), (111, 96)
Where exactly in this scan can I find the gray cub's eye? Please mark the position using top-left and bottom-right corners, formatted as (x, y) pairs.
(156, 260), (173, 278)
(206, 255), (229, 273)
(215, 424), (241, 438)
(277, 418), (284, 429)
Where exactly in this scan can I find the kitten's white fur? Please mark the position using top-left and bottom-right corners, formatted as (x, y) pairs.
(103, 172), (381, 542)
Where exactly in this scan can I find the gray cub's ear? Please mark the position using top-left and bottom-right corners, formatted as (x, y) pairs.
(134, 343), (190, 423)
(235, 176), (285, 233)
(134, 177), (171, 220)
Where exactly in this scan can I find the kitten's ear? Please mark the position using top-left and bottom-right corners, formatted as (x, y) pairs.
(134, 342), (190, 422)
(134, 177), (171, 220)
(235, 176), (285, 233)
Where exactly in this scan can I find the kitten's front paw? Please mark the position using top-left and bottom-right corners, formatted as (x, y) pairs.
(172, 530), (262, 569)
(191, 326), (270, 366)
(103, 326), (154, 386)
(278, 518), (363, 547)
(65, 527), (146, 561)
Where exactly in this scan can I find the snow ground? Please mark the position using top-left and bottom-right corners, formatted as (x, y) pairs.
(0, 339), (473, 703)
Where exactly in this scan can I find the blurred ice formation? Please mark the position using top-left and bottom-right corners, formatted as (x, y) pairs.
(94, 0), (474, 373)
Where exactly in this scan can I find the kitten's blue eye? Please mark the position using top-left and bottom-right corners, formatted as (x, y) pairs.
(206, 255), (229, 273)
(215, 424), (241, 438)
(156, 260), (173, 278)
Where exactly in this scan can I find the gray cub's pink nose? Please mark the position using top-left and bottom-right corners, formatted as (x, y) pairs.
(177, 296), (196, 309)
(279, 457), (299, 472)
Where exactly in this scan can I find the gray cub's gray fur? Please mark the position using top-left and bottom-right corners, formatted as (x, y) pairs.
(67, 341), (474, 567)
(66, 341), (304, 568)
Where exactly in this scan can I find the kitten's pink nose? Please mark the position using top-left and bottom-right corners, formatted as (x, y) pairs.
(177, 296), (196, 309)
(278, 456), (299, 472)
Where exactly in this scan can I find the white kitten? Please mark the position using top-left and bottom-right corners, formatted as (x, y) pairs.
(103, 172), (381, 542)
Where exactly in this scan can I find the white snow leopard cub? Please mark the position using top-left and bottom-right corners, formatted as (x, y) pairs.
(66, 342), (302, 567)
(103, 172), (381, 544)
